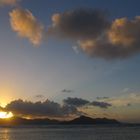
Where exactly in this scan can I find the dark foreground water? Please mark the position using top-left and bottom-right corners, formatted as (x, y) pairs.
(0, 125), (140, 140)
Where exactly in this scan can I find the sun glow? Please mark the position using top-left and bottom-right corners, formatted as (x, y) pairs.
(0, 112), (14, 119)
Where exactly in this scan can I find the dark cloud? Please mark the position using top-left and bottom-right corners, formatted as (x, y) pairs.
(49, 9), (140, 59)
(63, 97), (90, 107)
(78, 38), (140, 59)
(49, 9), (110, 39)
(5, 99), (78, 117)
(3, 97), (113, 118)
(62, 89), (74, 93)
(96, 97), (109, 100)
(77, 16), (140, 59)
(35, 94), (44, 98)
(127, 103), (131, 107)
(90, 101), (112, 109)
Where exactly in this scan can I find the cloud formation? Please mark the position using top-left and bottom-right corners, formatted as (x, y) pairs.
(48, 9), (140, 59)
(3, 7), (140, 59)
(105, 93), (140, 107)
(78, 16), (140, 59)
(1, 5), (140, 59)
(9, 8), (44, 46)
(49, 9), (110, 39)
(90, 101), (112, 109)
(5, 99), (78, 117)
(96, 97), (109, 100)
(62, 89), (74, 93)
(63, 97), (90, 107)
(2, 97), (113, 118)
(3, 98), (112, 119)
(77, 39), (117, 59)
(35, 94), (44, 99)
(2, 95), (139, 118)
(0, 0), (19, 6)
(95, 93), (140, 108)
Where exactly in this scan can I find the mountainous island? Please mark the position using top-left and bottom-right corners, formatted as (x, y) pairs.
(0, 115), (121, 126)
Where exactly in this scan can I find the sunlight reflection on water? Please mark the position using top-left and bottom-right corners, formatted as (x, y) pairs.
(2, 129), (10, 140)
(0, 126), (140, 140)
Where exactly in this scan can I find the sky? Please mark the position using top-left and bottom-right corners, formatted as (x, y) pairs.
(0, 0), (140, 123)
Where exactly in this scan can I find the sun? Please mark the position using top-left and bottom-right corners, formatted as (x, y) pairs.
(0, 111), (14, 119)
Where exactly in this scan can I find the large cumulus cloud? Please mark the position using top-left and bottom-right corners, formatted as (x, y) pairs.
(5, 7), (140, 59)
(5, 99), (78, 117)
(9, 8), (44, 46)
(3, 97), (113, 118)
(48, 9), (140, 59)
(79, 16), (140, 59)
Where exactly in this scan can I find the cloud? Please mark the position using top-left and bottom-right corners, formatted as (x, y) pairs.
(9, 8), (44, 46)
(99, 93), (140, 107)
(1, 6), (140, 59)
(63, 97), (90, 107)
(4, 95), (137, 118)
(5, 99), (78, 117)
(3, 97), (113, 118)
(127, 103), (131, 107)
(90, 101), (112, 109)
(48, 9), (140, 59)
(108, 17), (140, 47)
(121, 88), (131, 93)
(49, 9), (110, 39)
(62, 89), (74, 93)
(0, 0), (19, 6)
(72, 45), (80, 54)
(35, 94), (44, 99)
(78, 16), (140, 59)
(96, 97), (109, 100)
(78, 38), (139, 59)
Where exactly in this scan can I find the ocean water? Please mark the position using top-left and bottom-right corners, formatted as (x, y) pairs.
(0, 125), (140, 140)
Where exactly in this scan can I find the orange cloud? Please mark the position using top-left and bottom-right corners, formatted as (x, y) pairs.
(0, 0), (19, 6)
(77, 16), (140, 59)
(9, 8), (44, 46)
(108, 16), (140, 46)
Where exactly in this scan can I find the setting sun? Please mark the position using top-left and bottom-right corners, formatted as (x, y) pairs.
(0, 112), (13, 119)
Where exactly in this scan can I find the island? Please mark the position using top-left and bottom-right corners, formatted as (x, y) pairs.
(0, 115), (121, 126)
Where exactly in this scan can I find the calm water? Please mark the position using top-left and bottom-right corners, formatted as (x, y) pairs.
(0, 125), (140, 140)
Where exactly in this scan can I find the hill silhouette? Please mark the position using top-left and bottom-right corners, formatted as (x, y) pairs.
(62, 115), (120, 124)
(0, 115), (120, 126)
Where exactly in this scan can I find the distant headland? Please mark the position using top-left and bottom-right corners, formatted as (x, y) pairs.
(0, 115), (121, 126)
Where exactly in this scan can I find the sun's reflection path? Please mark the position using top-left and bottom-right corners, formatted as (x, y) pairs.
(2, 129), (10, 140)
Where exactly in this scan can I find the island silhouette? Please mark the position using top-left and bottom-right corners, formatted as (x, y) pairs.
(0, 115), (121, 126)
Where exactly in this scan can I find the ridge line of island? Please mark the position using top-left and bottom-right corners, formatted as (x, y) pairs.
(0, 115), (139, 126)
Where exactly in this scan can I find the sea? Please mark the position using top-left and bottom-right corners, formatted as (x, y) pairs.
(0, 125), (140, 140)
